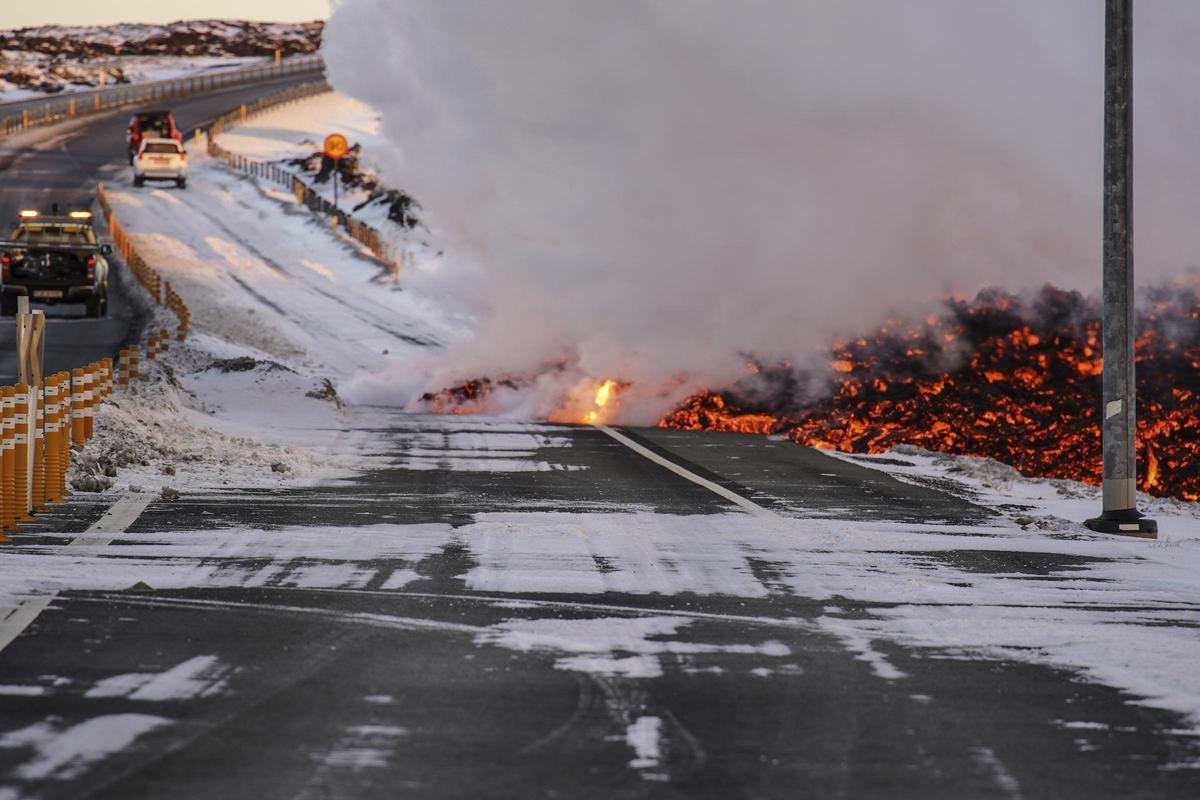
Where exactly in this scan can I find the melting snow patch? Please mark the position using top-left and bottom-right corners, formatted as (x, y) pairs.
(626, 716), (663, 770)
(0, 714), (170, 781)
(474, 615), (790, 679)
(311, 724), (407, 771)
(85, 655), (230, 701)
(815, 617), (908, 681)
(0, 686), (47, 697)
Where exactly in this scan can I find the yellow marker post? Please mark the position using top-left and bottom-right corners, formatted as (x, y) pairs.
(42, 377), (60, 505)
(71, 368), (85, 447)
(12, 384), (32, 524)
(2, 386), (15, 531)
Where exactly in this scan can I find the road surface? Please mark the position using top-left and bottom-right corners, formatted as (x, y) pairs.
(0, 71), (320, 382)
(0, 417), (1197, 798)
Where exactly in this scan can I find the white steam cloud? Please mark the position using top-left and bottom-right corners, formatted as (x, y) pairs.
(323, 1), (1200, 422)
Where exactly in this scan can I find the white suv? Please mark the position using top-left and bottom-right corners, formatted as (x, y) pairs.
(134, 137), (188, 188)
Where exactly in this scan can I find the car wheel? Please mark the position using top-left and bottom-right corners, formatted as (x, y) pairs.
(133, 176), (145, 187)
(85, 296), (104, 318)
(177, 178), (187, 189)
(0, 294), (18, 317)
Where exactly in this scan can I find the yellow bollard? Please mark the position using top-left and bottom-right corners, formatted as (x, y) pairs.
(159, 328), (170, 353)
(71, 369), (85, 447)
(118, 349), (130, 388)
(82, 367), (95, 440)
(58, 374), (71, 500)
(32, 382), (46, 511)
(2, 386), (15, 532)
(147, 336), (159, 360)
(12, 384), (32, 524)
(129, 347), (140, 381)
(42, 379), (59, 504)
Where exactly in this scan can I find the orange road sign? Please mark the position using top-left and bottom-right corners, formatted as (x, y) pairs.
(324, 133), (349, 160)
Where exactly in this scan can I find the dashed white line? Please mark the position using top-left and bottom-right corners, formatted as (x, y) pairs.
(0, 493), (155, 655)
(70, 494), (155, 546)
(596, 425), (777, 518)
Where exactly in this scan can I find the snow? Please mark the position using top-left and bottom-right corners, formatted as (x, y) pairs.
(74, 134), (461, 495)
(209, 91), (442, 290)
(0, 714), (170, 781)
(625, 716), (663, 770)
(475, 615), (791, 680)
(212, 92), (382, 163)
(84, 656), (230, 702)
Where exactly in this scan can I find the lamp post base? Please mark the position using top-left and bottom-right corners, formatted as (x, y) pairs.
(1083, 508), (1157, 538)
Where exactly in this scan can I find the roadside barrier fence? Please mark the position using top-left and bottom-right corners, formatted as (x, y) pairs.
(96, 183), (192, 341)
(202, 81), (404, 274)
(0, 303), (116, 543)
(0, 56), (325, 140)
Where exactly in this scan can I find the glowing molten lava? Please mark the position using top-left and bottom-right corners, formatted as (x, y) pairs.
(662, 283), (1200, 501)
(549, 378), (623, 425)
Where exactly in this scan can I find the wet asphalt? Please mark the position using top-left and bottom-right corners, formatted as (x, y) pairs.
(0, 421), (1198, 799)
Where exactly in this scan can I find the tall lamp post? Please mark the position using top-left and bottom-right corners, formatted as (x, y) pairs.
(1084, 0), (1157, 538)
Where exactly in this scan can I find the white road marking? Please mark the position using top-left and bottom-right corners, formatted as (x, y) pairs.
(596, 425), (777, 518)
(0, 494), (155, 655)
(70, 495), (155, 546)
(0, 596), (54, 653)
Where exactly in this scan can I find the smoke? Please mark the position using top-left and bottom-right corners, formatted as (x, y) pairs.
(323, 1), (1200, 422)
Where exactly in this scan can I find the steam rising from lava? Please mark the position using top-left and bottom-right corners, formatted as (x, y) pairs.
(325, 2), (1200, 422)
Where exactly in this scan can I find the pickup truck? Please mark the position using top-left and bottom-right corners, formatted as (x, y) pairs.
(0, 210), (111, 318)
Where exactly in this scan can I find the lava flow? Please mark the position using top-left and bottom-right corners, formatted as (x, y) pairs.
(662, 283), (1200, 501)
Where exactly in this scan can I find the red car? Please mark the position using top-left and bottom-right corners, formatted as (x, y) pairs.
(127, 110), (182, 163)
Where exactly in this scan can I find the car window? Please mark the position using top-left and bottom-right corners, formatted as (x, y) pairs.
(13, 226), (92, 245)
(144, 142), (181, 154)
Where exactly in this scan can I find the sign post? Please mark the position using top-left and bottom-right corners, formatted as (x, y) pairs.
(324, 133), (349, 229)
(1085, 0), (1157, 537)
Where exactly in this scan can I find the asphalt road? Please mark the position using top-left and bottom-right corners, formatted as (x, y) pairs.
(0, 72), (320, 382)
(0, 418), (1197, 799)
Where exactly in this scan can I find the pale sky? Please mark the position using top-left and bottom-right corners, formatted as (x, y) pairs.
(0, 0), (330, 28)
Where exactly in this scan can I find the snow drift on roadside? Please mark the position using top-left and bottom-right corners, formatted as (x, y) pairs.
(323, 0), (1200, 422)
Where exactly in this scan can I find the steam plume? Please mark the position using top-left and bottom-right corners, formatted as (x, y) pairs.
(323, 1), (1200, 422)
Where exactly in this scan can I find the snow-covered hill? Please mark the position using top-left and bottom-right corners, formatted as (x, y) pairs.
(1, 20), (322, 57)
(0, 19), (323, 98)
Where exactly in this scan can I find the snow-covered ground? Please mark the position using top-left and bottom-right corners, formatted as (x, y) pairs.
(73, 127), (461, 496)
(211, 92), (437, 271)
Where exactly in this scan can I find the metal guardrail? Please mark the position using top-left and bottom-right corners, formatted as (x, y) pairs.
(0, 55), (325, 139)
(202, 82), (403, 274)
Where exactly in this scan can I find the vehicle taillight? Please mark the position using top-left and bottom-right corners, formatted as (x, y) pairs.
(138, 152), (145, 160)
(87, 258), (95, 282)
(1, 256), (9, 282)
(87, 256), (96, 266)
(179, 151), (187, 160)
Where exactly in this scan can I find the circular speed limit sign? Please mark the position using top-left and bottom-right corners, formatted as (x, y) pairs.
(324, 133), (349, 160)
